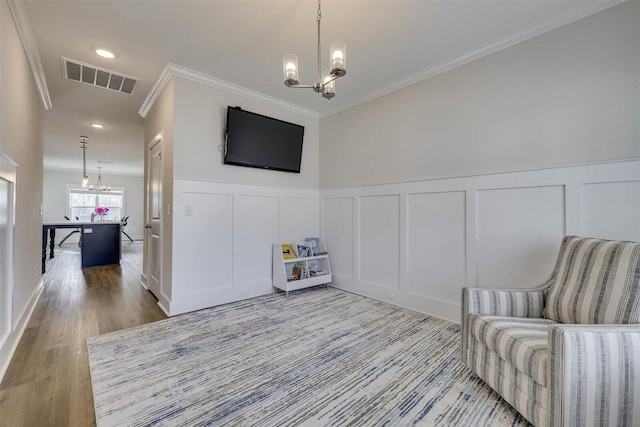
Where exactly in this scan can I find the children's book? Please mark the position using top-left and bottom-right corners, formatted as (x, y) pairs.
(281, 243), (298, 260)
(296, 242), (311, 258)
(305, 237), (321, 255)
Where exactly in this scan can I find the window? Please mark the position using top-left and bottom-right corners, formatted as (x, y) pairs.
(67, 186), (125, 222)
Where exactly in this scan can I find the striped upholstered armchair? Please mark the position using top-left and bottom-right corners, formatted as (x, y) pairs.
(462, 236), (640, 426)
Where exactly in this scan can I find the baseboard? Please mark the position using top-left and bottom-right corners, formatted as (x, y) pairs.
(139, 273), (148, 290)
(331, 275), (461, 324)
(0, 278), (44, 383)
(157, 300), (170, 317)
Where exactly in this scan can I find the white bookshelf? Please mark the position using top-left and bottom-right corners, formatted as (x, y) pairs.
(272, 240), (332, 297)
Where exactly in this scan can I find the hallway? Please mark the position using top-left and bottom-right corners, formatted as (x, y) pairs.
(0, 243), (166, 425)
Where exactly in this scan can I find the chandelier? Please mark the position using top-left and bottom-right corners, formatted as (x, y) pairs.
(80, 136), (89, 188)
(89, 166), (111, 192)
(282, 0), (346, 100)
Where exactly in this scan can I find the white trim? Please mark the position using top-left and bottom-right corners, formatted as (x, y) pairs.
(139, 273), (148, 289)
(0, 151), (18, 169)
(145, 133), (166, 304)
(7, 0), (52, 110)
(322, 158), (640, 191)
(138, 63), (174, 119)
(139, 63), (320, 120)
(315, 0), (627, 119)
(332, 283), (459, 324)
(0, 278), (44, 383)
(0, 152), (16, 377)
(157, 298), (170, 317)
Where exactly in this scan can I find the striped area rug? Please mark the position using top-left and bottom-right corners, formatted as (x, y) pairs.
(87, 287), (530, 426)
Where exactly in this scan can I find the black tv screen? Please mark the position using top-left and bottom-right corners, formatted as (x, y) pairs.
(224, 107), (304, 173)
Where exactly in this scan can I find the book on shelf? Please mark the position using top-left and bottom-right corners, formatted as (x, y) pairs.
(296, 242), (311, 258)
(291, 263), (308, 280)
(281, 243), (298, 260)
(305, 237), (321, 255)
(309, 270), (326, 277)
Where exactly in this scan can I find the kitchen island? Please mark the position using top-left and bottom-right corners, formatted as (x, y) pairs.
(42, 221), (122, 272)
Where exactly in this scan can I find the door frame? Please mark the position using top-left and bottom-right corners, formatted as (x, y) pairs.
(143, 134), (165, 310)
(0, 151), (17, 350)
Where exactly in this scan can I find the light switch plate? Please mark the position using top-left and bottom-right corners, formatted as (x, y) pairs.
(185, 205), (194, 216)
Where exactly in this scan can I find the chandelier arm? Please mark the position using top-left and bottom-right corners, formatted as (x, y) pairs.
(322, 74), (339, 86)
(288, 84), (317, 89)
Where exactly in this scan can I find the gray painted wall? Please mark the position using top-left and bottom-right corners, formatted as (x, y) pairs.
(0, 0), (45, 336)
(173, 77), (320, 189)
(319, 2), (639, 189)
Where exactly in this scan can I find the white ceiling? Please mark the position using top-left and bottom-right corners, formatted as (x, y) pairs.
(22, 0), (623, 176)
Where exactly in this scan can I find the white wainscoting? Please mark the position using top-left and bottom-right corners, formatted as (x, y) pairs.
(320, 159), (640, 323)
(169, 179), (318, 315)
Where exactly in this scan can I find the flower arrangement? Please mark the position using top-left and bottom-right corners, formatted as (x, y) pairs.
(94, 207), (110, 221)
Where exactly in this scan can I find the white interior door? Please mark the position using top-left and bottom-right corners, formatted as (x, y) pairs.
(146, 137), (163, 298)
(0, 154), (16, 349)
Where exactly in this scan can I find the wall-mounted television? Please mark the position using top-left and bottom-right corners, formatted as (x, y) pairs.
(224, 106), (305, 173)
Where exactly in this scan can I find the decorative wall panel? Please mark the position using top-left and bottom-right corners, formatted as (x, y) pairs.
(321, 160), (640, 322)
(476, 185), (565, 289)
(581, 181), (640, 241)
(406, 191), (466, 302)
(322, 197), (354, 279)
(359, 195), (400, 290)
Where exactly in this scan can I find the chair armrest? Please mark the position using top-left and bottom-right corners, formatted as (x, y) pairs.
(548, 324), (640, 427)
(461, 287), (546, 357)
(462, 287), (546, 318)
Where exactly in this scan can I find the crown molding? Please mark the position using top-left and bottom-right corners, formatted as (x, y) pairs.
(318, 0), (627, 119)
(7, 0), (52, 110)
(139, 63), (320, 119)
(140, 1), (625, 121)
(138, 63), (173, 118)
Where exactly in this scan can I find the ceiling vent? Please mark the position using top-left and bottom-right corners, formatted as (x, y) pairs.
(61, 57), (140, 95)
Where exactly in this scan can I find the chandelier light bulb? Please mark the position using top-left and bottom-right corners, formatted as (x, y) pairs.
(322, 71), (335, 100)
(283, 54), (299, 86)
(330, 41), (346, 77)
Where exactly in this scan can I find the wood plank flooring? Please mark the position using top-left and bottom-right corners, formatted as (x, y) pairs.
(0, 242), (167, 426)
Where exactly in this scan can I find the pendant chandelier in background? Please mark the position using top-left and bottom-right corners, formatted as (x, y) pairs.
(80, 136), (89, 188)
(90, 166), (111, 192)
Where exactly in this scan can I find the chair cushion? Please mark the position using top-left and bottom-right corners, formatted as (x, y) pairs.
(543, 236), (640, 324)
(468, 314), (555, 386)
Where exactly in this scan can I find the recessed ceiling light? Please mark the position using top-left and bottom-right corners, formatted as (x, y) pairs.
(95, 49), (115, 59)
(91, 123), (104, 129)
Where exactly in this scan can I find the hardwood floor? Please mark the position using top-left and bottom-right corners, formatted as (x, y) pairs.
(0, 242), (166, 426)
